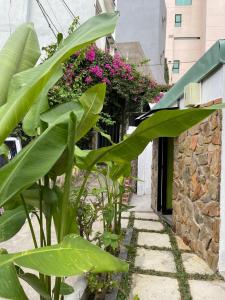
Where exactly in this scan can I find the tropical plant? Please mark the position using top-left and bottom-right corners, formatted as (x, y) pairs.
(0, 12), (130, 300)
(0, 11), (219, 300)
(45, 40), (169, 142)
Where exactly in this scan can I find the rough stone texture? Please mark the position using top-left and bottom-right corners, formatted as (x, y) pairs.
(176, 236), (191, 251)
(189, 280), (225, 300)
(135, 248), (177, 272)
(135, 212), (159, 220)
(134, 220), (164, 231)
(182, 253), (214, 275)
(137, 232), (171, 248)
(172, 110), (222, 271)
(130, 274), (181, 300)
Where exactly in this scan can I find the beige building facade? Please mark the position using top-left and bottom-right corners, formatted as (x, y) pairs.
(166, 0), (225, 83)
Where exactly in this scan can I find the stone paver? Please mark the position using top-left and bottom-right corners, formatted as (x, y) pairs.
(176, 236), (191, 251)
(182, 253), (214, 275)
(92, 218), (128, 237)
(129, 194), (153, 212)
(134, 219), (164, 231)
(121, 218), (129, 229)
(92, 220), (104, 235)
(121, 211), (130, 218)
(135, 248), (176, 273)
(129, 195), (225, 300)
(138, 232), (171, 248)
(135, 212), (159, 220)
(189, 280), (225, 300)
(130, 274), (181, 300)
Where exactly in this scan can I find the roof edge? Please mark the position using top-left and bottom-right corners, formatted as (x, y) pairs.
(154, 39), (225, 110)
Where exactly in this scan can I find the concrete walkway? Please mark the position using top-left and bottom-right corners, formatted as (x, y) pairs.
(123, 194), (225, 300)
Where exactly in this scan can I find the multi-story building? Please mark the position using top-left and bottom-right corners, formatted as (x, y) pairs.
(0, 0), (115, 50)
(166, 0), (225, 84)
(115, 0), (167, 84)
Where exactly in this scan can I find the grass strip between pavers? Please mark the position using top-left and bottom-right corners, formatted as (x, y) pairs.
(132, 217), (160, 222)
(117, 214), (223, 300)
(117, 212), (136, 300)
(163, 221), (192, 300)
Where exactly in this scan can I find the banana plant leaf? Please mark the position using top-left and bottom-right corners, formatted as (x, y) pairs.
(42, 84), (106, 177)
(0, 206), (28, 242)
(75, 108), (215, 170)
(41, 101), (83, 125)
(76, 83), (106, 141)
(0, 12), (119, 145)
(0, 143), (9, 158)
(109, 162), (131, 181)
(41, 83), (106, 141)
(22, 65), (63, 136)
(0, 234), (128, 277)
(18, 270), (51, 300)
(0, 23), (40, 106)
(0, 262), (27, 300)
(0, 122), (68, 207)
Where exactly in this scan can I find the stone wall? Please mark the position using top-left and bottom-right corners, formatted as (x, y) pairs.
(173, 109), (222, 270)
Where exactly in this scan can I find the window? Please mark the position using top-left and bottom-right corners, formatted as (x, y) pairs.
(175, 14), (182, 27)
(176, 0), (192, 5)
(172, 60), (180, 73)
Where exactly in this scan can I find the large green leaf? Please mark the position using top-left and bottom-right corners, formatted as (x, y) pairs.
(41, 84), (106, 177)
(76, 83), (106, 141)
(0, 206), (28, 242)
(76, 108), (215, 169)
(0, 23), (40, 106)
(41, 83), (106, 141)
(0, 235), (128, 277)
(41, 101), (83, 125)
(22, 66), (63, 136)
(0, 143), (9, 158)
(0, 122), (68, 206)
(0, 12), (119, 144)
(0, 262), (27, 300)
(18, 270), (51, 300)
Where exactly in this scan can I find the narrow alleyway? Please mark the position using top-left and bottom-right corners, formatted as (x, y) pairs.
(123, 195), (225, 300)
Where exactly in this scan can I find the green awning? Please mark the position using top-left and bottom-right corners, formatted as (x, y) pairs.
(153, 39), (225, 110)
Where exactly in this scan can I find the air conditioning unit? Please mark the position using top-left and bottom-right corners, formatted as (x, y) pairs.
(184, 83), (201, 107)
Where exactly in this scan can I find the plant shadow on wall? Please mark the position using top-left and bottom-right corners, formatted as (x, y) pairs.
(0, 11), (220, 300)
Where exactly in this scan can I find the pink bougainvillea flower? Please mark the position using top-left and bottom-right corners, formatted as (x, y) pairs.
(110, 68), (116, 76)
(105, 64), (111, 70)
(112, 61), (120, 70)
(85, 76), (93, 84)
(154, 92), (164, 103)
(86, 47), (96, 62)
(114, 52), (121, 60)
(124, 64), (132, 73)
(102, 77), (111, 84)
(89, 65), (103, 78)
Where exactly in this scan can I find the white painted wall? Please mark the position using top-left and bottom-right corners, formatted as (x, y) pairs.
(201, 66), (224, 104)
(137, 142), (152, 201)
(178, 65), (224, 108)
